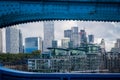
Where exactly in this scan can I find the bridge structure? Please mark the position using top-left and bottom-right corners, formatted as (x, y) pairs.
(0, 67), (120, 80)
(0, 0), (120, 79)
(0, 0), (120, 28)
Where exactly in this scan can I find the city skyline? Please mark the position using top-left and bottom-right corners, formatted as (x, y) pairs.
(1, 21), (120, 52)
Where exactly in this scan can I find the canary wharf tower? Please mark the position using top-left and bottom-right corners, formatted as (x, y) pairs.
(43, 21), (54, 52)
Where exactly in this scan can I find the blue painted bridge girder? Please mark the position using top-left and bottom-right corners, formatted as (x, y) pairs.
(0, 67), (120, 80)
(0, 0), (120, 27)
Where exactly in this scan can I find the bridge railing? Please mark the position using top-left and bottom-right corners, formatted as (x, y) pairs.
(0, 67), (120, 80)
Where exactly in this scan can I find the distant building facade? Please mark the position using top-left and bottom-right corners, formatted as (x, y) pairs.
(111, 39), (120, 53)
(43, 21), (54, 52)
(80, 29), (87, 45)
(88, 34), (94, 44)
(70, 27), (80, 48)
(52, 40), (57, 48)
(115, 39), (120, 48)
(19, 30), (23, 53)
(25, 37), (42, 53)
(6, 26), (22, 53)
(61, 38), (70, 48)
(64, 30), (72, 38)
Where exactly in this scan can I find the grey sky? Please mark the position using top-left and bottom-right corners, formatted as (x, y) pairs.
(18, 21), (120, 51)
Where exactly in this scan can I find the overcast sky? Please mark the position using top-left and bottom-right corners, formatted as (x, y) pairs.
(17, 21), (120, 51)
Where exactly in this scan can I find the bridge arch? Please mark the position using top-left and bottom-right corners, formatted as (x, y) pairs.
(0, 0), (120, 27)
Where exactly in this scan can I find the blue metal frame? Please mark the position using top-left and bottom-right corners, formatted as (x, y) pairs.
(0, 0), (120, 79)
(0, 67), (120, 80)
(0, 0), (120, 27)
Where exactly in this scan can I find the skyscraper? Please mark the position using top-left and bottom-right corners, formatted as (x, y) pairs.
(6, 26), (22, 53)
(100, 39), (106, 53)
(43, 21), (54, 52)
(19, 30), (23, 53)
(64, 30), (72, 38)
(39, 37), (43, 52)
(88, 34), (94, 44)
(116, 39), (120, 48)
(61, 38), (70, 48)
(52, 40), (57, 48)
(0, 29), (2, 53)
(25, 37), (42, 53)
(80, 29), (87, 45)
(70, 27), (80, 48)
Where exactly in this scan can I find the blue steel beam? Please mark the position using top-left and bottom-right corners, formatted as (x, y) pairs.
(0, 0), (120, 27)
(0, 67), (120, 80)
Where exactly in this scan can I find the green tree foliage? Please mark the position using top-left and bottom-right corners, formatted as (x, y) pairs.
(0, 51), (41, 64)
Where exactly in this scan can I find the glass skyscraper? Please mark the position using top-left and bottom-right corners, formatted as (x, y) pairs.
(80, 29), (87, 44)
(88, 34), (94, 44)
(70, 27), (80, 48)
(64, 30), (72, 38)
(25, 37), (42, 53)
(52, 40), (57, 48)
(6, 26), (22, 53)
(43, 21), (54, 52)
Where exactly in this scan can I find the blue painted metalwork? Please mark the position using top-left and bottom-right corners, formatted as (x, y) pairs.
(0, 0), (120, 79)
(0, 0), (120, 27)
(0, 67), (120, 80)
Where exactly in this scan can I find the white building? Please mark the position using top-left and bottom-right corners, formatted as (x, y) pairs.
(6, 26), (23, 53)
(43, 21), (54, 52)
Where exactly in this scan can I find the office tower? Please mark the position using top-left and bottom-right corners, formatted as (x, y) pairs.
(6, 26), (22, 53)
(0, 29), (2, 53)
(115, 39), (120, 48)
(64, 30), (72, 38)
(80, 29), (87, 45)
(111, 39), (120, 53)
(100, 39), (105, 49)
(19, 30), (23, 53)
(43, 21), (54, 52)
(52, 40), (57, 48)
(25, 37), (42, 53)
(88, 34), (94, 44)
(69, 41), (73, 48)
(61, 38), (70, 48)
(100, 39), (106, 53)
(39, 37), (43, 52)
(70, 27), (80, 48)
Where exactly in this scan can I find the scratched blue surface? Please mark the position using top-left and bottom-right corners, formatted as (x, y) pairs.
(0, 0), (120, 27)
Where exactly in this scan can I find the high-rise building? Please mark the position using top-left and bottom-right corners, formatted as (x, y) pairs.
(100, 39), (106, 53)
(80, 29), (87, 45)
(70, 27), (80, 48)
(25, 37), (42, 53)
(6, 26), (22, 53)
(116, 39), (120, 48)
(88, 34), (94, 44)
(100, 39), (105, 49)
(71, 27), (78, 34)
(43, 21), (54, 52)
(52, 40), (57, 48)
(69, 41), (73, 48)
(64, 30), (72, 38)
(39, 37), (43, 52)
(0, 29), (2, 53)
(61, 38), (70, 48)
(19, 30), (23, 53)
